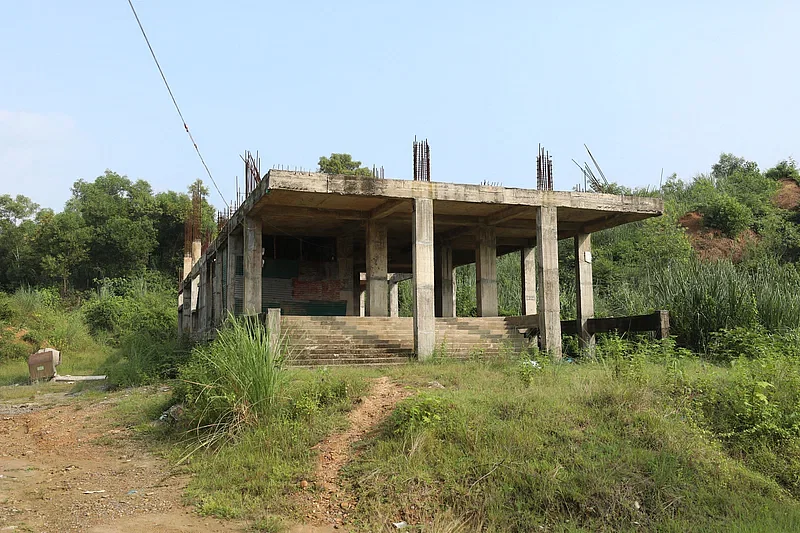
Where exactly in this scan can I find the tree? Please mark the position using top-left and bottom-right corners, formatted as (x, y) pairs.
(711, 153), (759, 182)
(765, 159), (800, 183)
(0, 194), (39, 224)
(0, 195), (40, 289)
(318, 153), (372, 177)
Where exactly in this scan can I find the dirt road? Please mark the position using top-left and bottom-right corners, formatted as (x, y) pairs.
(0, 389), (239, 533)
(0, 377), (408, 533)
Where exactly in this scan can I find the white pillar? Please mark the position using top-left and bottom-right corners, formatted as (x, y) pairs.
(575, 233), (595, 352)
(536, 207), (561, 358)
(521, 246), (537, 315)
(476, 226), (498, 317)
(389, 277), (400, 317)
(413, 198), (435, 359)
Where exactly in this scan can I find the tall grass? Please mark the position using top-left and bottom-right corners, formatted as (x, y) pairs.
(645, 259), (800, 350)
(176, 315), (290, 451)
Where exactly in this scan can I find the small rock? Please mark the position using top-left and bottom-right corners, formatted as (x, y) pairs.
(427, 381), (445, 389)
(299, 480), (309, 489)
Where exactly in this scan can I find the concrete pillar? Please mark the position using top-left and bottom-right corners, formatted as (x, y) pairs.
(359, 286), (366, 317)
(338, 234), (355, 316)
(212, 253), (223, 328)
(389, 277), (400, 317)
(412, 198), (435, 359)
(435, 245), (455, 317)
(226, 232), (242, 316)
(243, 217), (262, 316)
(521, 246), (537, 315)
(180, 281), (191, 335)
(476, 226), (498, 317)
(191, 239), (202, 268)
(575, 233), (595, 352)
(267, 308), (281, 354)
(352, 267), (363, 317)
(366, 220), (388, 316)
(452, 272), (458, 317)
(198, 261), (208, 333)
(536, 206), (562, 358)
(182, 253), (193, 284)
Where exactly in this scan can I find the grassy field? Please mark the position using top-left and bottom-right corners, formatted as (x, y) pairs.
(4, 306), (800, 532)
(96, 344), (800, 533)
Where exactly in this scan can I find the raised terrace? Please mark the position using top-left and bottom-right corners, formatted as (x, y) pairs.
(179, 170), (663, 361)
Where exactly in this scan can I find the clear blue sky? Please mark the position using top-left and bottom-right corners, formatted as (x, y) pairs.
(1, 1), (798, 211)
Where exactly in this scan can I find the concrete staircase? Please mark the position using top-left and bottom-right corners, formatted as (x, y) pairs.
(282, 316), (529, 366)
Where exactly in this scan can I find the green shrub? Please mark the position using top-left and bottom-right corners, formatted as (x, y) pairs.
(701, 195), (754, 237)
(0, 292), (15, 322)
(389, 393), (451, 434)
(0, 337), (31, 362)
(83, 295), (124, 335)
(175, 315), (289, 446)
(690, 350), (800, 495)
(288, 369), (352, 419)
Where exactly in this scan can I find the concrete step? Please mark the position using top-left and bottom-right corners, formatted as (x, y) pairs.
(289, 357), (411, 366)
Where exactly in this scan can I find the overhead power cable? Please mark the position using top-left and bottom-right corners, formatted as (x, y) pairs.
(125, 0), (227, 206)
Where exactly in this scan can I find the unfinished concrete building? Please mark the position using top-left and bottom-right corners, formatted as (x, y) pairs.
(178, 169), (663, 364)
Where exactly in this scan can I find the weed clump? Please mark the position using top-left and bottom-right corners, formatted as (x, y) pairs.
(176, 315), (289, 440)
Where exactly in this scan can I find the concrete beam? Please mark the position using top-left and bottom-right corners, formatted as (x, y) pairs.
(259, 205), (368, 221)
(521, 246), (537, 315)
(435, 245), (455, 317)
(366, 220), (388, 316)
(268, 171), (663, 216)
(370, 199), (407, 220)
(536, 206), (562, 358)
(412, 198), (436, 359)
(476, 226), (498, 317)
(243, 217), (262, 316)
(485, 205), (535, 226)
(575, 233), (595, 352)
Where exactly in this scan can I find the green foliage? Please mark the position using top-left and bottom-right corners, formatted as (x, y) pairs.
(175, 315), (289, 443)
(288, 369), (352, 419)
(317, 153), (372, 176)
(687, 344), (800, 496)
(591, 214), (693, 295)
(83, 273), (176, 344)
(390, 393), (451, 434)
(645, 259), (800, 350)
(0, 171), (217, 292)
(764, 158), (800, 183)
(346, 360), (800, 532)
(701, 194), (754, 237)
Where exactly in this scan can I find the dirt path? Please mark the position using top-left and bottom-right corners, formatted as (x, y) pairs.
(292, 376), (410, 532)
(0, 390), (240, 533)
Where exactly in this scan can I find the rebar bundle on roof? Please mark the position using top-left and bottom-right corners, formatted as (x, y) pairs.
(413, 137), (431, 182)
(536, 144), (553, 191)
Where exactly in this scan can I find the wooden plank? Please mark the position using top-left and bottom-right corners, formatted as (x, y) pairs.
(586, 311), (668, 335)
(518, 311), (669, 338)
